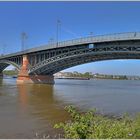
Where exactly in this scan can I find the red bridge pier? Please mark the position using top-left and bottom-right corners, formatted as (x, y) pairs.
(17, 55), (54, 84)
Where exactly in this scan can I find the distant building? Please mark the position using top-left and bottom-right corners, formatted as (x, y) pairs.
(54, 72), (64, 78)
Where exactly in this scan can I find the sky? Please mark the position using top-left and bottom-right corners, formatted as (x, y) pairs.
(1, 1), (140, 75)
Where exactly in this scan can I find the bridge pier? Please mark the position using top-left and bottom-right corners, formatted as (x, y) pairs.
(17, 55), (54, 84)
(17, 75), (54, 84)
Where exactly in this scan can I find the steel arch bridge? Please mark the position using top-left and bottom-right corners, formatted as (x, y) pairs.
(0, 32), (140, 84)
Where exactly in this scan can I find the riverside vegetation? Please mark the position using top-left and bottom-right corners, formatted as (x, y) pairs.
(54, 106), (140, 139)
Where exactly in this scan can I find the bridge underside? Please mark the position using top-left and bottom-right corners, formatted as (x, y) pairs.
(2, 52), (138, 84)
(0, 63), (9, 76)
(0, 51), (140, 84)
(51, 52), (140, 74)
(29, 51), (140, 75)
(0, 50), (140, 85)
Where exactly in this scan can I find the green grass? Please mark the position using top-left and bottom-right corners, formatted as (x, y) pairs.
(54, 106), (140, 139)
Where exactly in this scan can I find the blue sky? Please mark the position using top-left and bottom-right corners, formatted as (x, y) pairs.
(1, 1), (140, 75)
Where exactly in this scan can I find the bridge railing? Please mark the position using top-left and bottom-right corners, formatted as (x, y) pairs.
(13, 32), (140, 54)
(55, 32), (140, 48)
(1, 32), (140, 59)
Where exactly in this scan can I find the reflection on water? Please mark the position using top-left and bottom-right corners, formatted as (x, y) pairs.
(0, 78), (140, 138)
(17, 84), (28, 111)
(0, 78), (69, 138)
(21, 84), (69, 122)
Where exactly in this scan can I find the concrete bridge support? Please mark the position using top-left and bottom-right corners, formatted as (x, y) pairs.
(17, 55), (54, 84)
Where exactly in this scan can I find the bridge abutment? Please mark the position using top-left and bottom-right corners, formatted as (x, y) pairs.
(17, 55), (54, 84)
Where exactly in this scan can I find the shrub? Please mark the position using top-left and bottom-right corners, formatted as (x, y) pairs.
(54, 106), (140, 139)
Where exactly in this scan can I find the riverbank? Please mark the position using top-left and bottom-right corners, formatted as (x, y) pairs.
(54, 106), (140, 139)
(55, 77), (90, 80)
(54, 72), (140, 80)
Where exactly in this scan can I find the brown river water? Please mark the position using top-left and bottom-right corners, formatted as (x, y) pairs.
(0, 77), (140, 138)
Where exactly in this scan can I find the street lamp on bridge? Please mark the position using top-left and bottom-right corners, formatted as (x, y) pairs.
(21, 32), (28, 51)
(56, 19), (61, 47)
(1, 44), (7, 56)
(48, 38), (55, 45)
(89, 32), (93, 37)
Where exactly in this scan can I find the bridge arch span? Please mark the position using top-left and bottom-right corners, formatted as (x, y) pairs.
(0, 60), (21, 72)
(29, 48), (140, 75)
(49, 53), (140, 75)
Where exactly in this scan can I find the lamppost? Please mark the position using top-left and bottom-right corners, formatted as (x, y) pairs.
(56, 19), (61, 47)
(49, 38), (54, 45)
(2, 44), (6, 56)
(3, 44), (6, 55)
(89, 32), (93, 37)
(21, 32), (28, 51)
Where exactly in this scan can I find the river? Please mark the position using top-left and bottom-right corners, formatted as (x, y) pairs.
(0, 78), (140, 138)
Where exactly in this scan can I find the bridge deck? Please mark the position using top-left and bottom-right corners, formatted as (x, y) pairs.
(1, 32), (140, 59)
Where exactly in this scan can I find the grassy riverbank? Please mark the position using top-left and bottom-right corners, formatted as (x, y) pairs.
(3, 70), (18, 76)
(54, 106), (140, 139)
